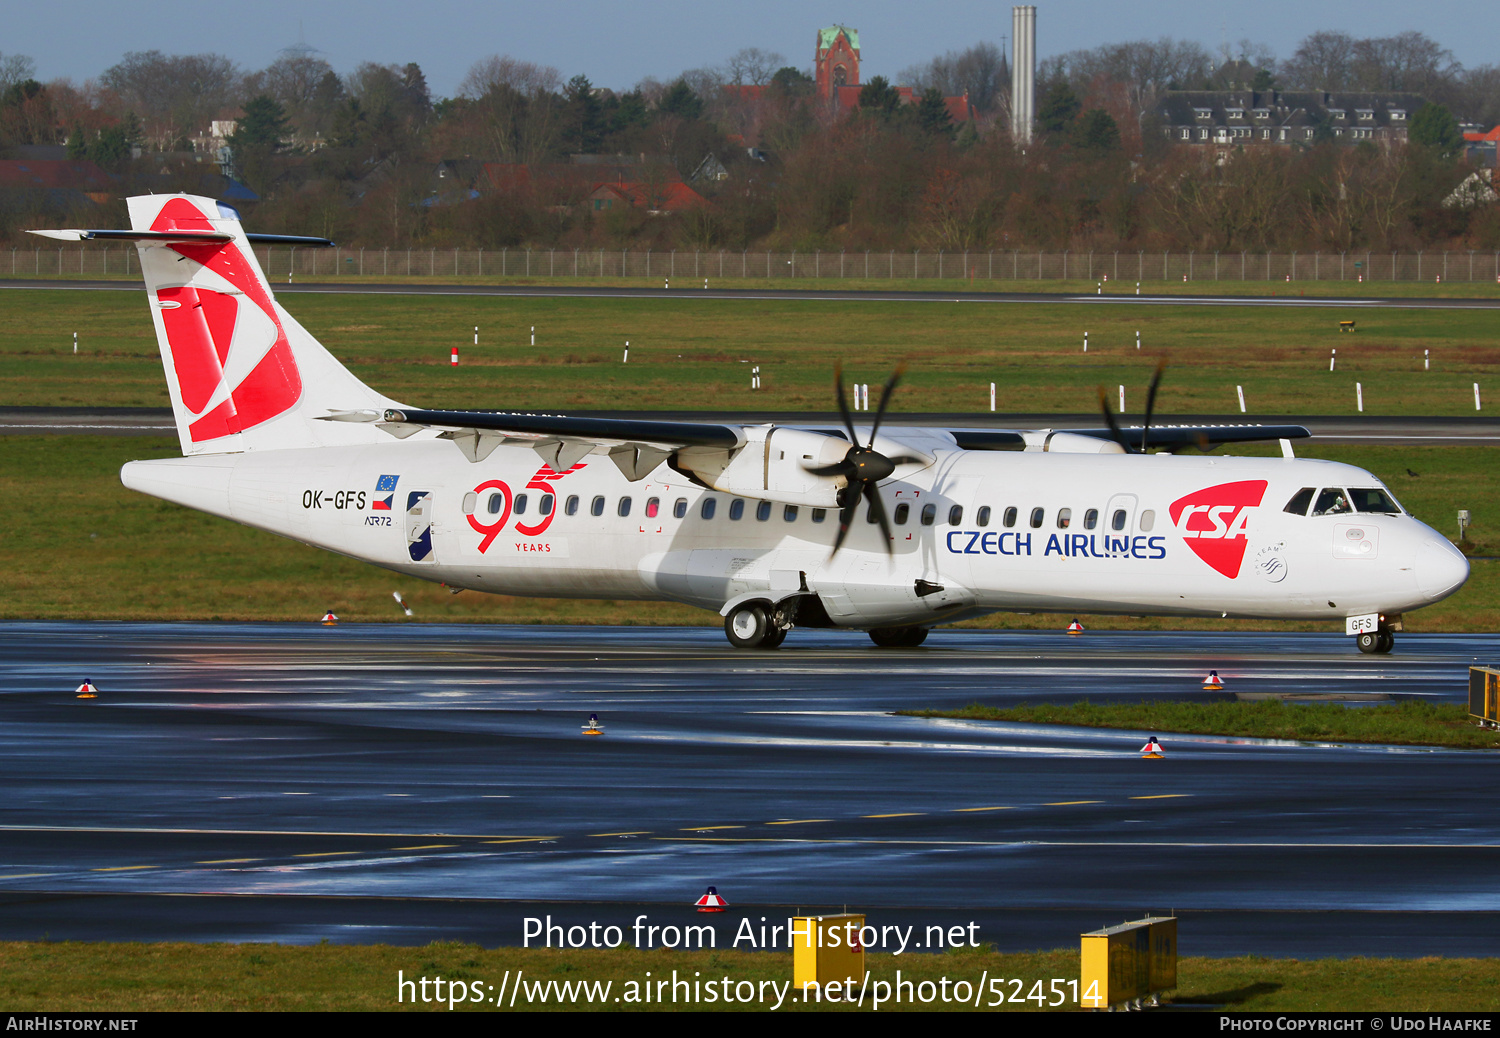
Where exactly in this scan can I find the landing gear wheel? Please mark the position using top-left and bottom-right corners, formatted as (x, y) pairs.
(1357, 632), (1379, 654)
(868, 625), (929, 648)
(1375, 630), (1395, 654)
(725, 603), (780, 649)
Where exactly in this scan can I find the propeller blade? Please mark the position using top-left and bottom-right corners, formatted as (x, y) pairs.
(1096, 386), (1134, 454)
(867, 362), (906, 444)
(803, 460), (855, 478)
(863, 481), (895, 555)
(833, 362), (858, 445)
(884, 455), (926, 467)
(1140, 359), (1167, 453)
(830, 497), (859, 555)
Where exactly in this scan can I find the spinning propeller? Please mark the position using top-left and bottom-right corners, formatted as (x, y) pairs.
(806, 363), (924, 555)
(1097, 359), (1174, 454)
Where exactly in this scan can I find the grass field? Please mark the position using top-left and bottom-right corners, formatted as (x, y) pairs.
(902, 701), (1500, 750)
(1, 287), (1497, 415)
(0, 434), (1494, 629)
(1, 941), (1497, 1012)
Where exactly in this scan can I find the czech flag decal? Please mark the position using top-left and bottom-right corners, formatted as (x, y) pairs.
(373, 474), (399, 510)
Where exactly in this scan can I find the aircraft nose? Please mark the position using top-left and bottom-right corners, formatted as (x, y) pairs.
(1416, 538), (1470, 600)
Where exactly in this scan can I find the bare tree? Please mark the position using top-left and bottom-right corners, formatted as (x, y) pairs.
(0, 53), (37, 93)
(724, 47), (785, 87)
(902, 42), (1007, 112)
(1282, 30), (1459, 94)
(459, 55), (561, 100)
(100, 51), (241, 147)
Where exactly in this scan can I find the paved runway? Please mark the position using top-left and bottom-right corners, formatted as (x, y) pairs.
(1, 623), (1496, 956)
(5, 277), (1500, 310)
(7, 406), (1499, 445)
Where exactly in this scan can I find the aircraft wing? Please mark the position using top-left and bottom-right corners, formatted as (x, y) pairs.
(949, 423), (1312, 453)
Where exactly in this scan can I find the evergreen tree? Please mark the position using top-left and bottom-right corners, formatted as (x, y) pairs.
(564, 74), (604, 152)
(915, 88), (953, 136)
(1073, 109), (1120, 152)
(1409, 103), (1462, 159)
(1037, 82), (1081, 136)
(232, 95), (291, 150)
(659, 79), (704, 120)
(858, 75), (901, 118)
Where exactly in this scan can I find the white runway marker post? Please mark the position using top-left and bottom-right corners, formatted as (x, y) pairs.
(1424, 348), (1429, 371)
(1330, 349), (1337, 372)
(1135, 330), (1140, 350)
(1476, 383), (1483, 411)
(530, 326), (534, 346)
(1237, 385), (1246, 413)
(73, 331), (77, 355)
(623, 341), (629, 363)
(990, 382), (996, 412)
(1119, 385), (1125, 412)
(474, 326), (478, 348)
(1083, 332), (1088, 353)
(1357, 382), (1364, 412)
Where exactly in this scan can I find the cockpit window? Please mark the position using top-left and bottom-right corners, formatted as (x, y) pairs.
(1312, 488), (1352, 516)
(1284, 487), (1315, 516)
(1349, 487), (1402, 514)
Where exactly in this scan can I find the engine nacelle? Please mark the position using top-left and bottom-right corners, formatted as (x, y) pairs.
(673, 426), (850, 507)
(1021, 431), (1126, 454)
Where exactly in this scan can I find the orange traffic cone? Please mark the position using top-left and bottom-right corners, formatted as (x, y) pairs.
(582, 713), (604, 736)
(694, 886), (728, 912)
(1202, 669), (1224, 690)
(75, 680), (99, 700)
(1066, 619), (1085, 635)
(1140, 736), (1164, 758)
(320, 611), (339, 626)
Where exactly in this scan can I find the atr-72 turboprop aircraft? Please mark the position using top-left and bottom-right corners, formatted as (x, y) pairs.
(37, 195), (1470, 652)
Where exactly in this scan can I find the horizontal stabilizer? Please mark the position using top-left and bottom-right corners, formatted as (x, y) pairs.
(28, 229), (334, 247)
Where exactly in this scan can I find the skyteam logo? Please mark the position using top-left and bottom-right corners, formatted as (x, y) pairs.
(1169, 480), (1268, 579)
(372, 474), (399, 511)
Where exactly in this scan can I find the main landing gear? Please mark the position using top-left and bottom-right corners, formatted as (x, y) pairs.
(868, 625), (929, 648)
(724, 602), (787, 649)
(1356, 628), (1395, 655)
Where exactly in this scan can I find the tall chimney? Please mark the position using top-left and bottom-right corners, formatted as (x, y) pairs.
(1011, 5), (1036, 145)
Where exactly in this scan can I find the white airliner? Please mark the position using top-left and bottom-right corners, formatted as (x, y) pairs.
(36, 195), (1470, 653)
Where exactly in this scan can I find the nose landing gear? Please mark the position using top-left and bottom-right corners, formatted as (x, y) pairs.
(1356, 628), (1395, 655)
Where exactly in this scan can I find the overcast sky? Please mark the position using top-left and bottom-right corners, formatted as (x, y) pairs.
(6, 0), (1492, 97)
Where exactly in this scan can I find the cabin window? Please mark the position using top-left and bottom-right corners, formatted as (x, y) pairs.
(1350, 488), (1401, 514)
(1111, 509), (1127, 531)
(645, 497), (659, 518)
(1029, 507), (1044, 529)
(513, 494), (528, 515)
(565, 495), (580, 516)
(1312, 488), (1352, 516)
(1284, 488), (1315, 515)
(949, 505), (963, 526)
(539, 494), (554, 516)
(1056, 507), (1072, 529)
(462, 492), (477, 514)
(812, 508), (827, 523)
(784, 505), (798, 522)
(1139, 509), (1154, 531)
(976, 506), (991, 527)
(1003, 506), (1017, 528)
(921, 503), (937, 526)
(700, 497), (717, 519)
(487, 493), (505, 515)
(729, 499), (744, 520)
(591, 495), (606, 517)
(756, 501), (772, 521)
(673, 498), (687, 519)
(1083, 508), (1098, 530)
(617, 496), (632, 517)
(894, 503), (910, 524)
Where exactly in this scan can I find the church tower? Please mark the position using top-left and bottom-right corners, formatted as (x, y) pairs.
(815, 26), (860, 104)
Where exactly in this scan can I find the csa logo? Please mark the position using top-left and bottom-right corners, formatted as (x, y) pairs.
(1168, 480), (1268, 579)
(372, 474), (399, 511)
